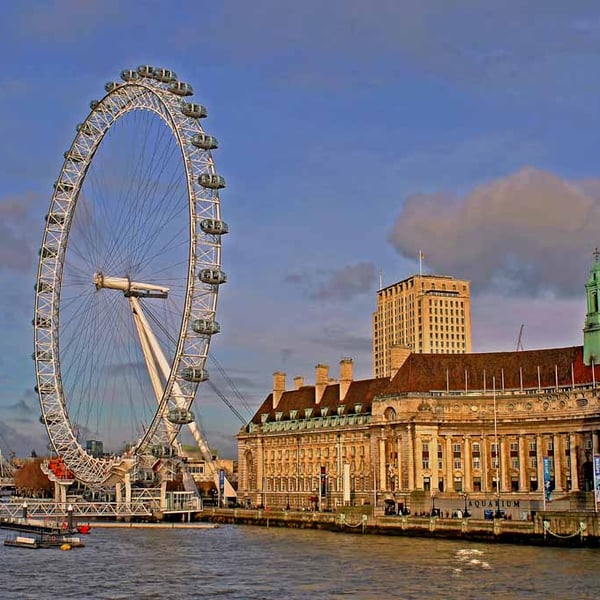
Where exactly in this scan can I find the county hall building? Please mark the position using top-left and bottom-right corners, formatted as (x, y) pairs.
(236, 259), (600, 518)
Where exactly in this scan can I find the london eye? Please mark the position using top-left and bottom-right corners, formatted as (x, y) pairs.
(33, 66), (227, 487)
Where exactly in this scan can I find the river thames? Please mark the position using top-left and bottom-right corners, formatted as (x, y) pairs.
(2, 525), (599, 599)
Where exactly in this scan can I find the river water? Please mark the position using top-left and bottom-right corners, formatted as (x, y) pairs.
(2, 525), (599, 599)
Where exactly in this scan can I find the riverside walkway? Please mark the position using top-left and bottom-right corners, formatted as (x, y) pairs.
(197, 507), (600, 547)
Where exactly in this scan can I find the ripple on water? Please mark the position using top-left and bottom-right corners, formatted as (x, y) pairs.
(1, 526), (600, 599)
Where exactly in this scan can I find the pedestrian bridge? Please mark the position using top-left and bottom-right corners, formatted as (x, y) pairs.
(0, 489), (201, 521)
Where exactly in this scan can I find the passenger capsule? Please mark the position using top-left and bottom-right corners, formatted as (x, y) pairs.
(41, 412), (61, 425)
(89, 100), (99, 110)
(151, 444), (176, 459)
(198, 268), (227, 285)
(35, 382), (53, 394)
(104, 81), (120, 93)
(191, 133), (218, 150)
(181, 102), (207, 119)
(137, 65), (155, 78)
(39, 246), (58, 259)
(198, 173), (226, 189)
(200, 219), (228, 235)
(153, 68), (177, 83)
(167, 408), (195, 425)
(120, 69), (140, 82)
(45, 213), (66, 226)
(192, 319), (220, 335)
(76, 122), (100, 136)
(35, 281), (53, 293)
(32, 315), (51, 329)
(34, 350), (52, 362)
(181, 366), (209, 382)
(168, 81), (193, 96)
(64, 150), (86, 163)
(53, 181), (74, 193)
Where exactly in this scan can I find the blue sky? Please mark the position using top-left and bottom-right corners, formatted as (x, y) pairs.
(1, 0), (600, 457)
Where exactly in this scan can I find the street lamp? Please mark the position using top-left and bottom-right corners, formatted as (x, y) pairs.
(462, 493), (469, 518)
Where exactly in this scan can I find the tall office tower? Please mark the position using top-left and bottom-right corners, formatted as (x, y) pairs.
(373, 274), (472, 377)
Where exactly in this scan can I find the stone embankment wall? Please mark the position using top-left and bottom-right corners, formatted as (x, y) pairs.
(197, 507), (600, 547)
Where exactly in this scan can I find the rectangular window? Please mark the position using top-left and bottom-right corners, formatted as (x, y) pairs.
(511, 457), (519, 469)
(453, 458), (462, 469)
(473, 457), (481, 470)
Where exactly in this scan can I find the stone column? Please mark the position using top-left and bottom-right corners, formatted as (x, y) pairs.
(553, 433), (563, 492)
(396, 433), (403, 490)
(463, 436), (471, 492)
(257, 439), (265, 505)
(500, 436), (508, 493)
(414, 435), (423, 489)
(379, 436), (387, 491)
(406, 425), (415, 491)
(431, 434), (439, 492)
(569, 433), (579, 491)
(481, 435), (488, 493)
(518, 435), (527, 491)
(446, 436), (453, 492)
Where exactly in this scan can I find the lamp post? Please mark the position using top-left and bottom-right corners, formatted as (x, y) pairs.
(462, 493), (469, 518)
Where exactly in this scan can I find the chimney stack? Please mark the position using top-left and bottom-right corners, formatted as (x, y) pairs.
(339, 357), (353, 400)
(315, 363), (329, 404)
(293, 376), (305, 390)
(273, 371), (286, 409)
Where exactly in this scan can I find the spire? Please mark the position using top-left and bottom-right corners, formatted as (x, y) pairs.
(583, 249), (600, 365)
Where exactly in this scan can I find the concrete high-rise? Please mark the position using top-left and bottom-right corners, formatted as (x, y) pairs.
(372, 274), (472, 378)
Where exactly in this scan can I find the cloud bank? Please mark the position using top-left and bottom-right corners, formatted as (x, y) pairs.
(0, 193), (37, 272)
(389, 167), (600, 297)
(285, 262), (376, 301)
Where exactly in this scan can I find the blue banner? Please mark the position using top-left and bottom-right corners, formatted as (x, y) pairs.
(593, 455), (600, 503)
(543, 457), (552, 502)
(219, 468), (225, 498)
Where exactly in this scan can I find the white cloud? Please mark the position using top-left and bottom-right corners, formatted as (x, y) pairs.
(389, 167), (600, 297)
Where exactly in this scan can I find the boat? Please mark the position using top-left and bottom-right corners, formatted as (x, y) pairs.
(4, 535), (39, 549)
(39, 534), (85, 548)
(3, 532), (85, 549)
(77, 524), (91, 534)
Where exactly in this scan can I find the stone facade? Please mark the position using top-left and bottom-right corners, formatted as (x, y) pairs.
(373, 274), (472, 378)
(237, 349), (600, 518)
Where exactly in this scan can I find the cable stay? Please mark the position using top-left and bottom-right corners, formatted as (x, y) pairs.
(144, 305), (251, 425)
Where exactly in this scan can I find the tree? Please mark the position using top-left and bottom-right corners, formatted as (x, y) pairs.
(13, 459), (53, 498)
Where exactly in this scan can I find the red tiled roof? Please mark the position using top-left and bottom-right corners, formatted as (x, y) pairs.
(248, 346), (600, 425)
(250, 378), (390, 424)
(388, 346), (598, 393)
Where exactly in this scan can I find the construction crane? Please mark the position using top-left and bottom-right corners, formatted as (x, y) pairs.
(516, 324), (525, 351)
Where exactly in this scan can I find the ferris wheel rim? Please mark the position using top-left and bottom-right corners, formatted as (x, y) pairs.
(33, 68), (226, 486)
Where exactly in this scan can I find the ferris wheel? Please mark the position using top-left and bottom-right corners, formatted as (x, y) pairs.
(33, 66), (228, 487)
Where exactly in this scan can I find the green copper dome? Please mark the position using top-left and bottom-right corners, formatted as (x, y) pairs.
(583, 250), (600, 365)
